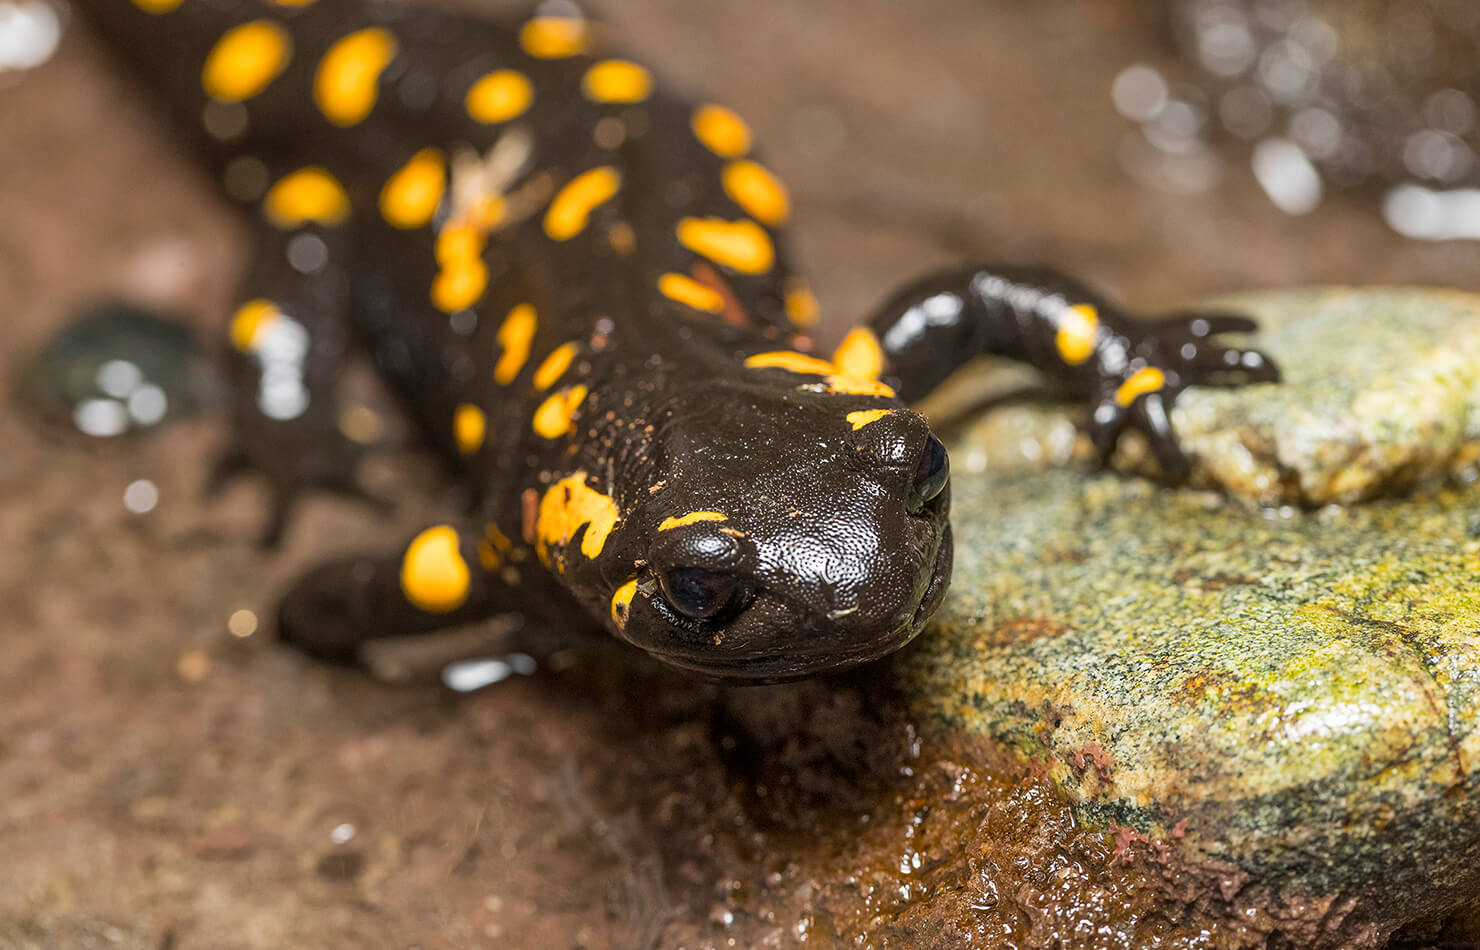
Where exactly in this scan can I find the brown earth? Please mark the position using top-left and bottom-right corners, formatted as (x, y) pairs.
(2, 1), (1476, 948)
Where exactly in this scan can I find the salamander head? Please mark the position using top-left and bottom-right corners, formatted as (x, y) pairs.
(604, 390), (952, 683)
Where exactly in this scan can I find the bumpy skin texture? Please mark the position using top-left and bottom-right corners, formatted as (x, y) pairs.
(75, 0), (1278, 682)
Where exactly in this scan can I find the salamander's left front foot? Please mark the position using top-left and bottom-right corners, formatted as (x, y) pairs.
(1086, 310), (1280, 480)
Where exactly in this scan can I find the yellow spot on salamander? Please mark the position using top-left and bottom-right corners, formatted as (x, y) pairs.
(435, 223), (485, 267)
(658, 511), (728, 531)
(582, 59), (652, 104)
(314, 27), (397, 127)
(532, 384), (588, 439)
(1056, 303), (1100, 366)
(784, 280), (819, 328)
(453, 403), (485, 454)
(519, 16), (589, 59)
(269, 0), (317, 6)
(1114, 366), (1167, 407)
(846, 409), (891, 430)
(721, 160), (790, 227)
(263, 167), (349, 229)
(610, 576), (638, 629)
(536, 472), (620, 566)
(691, 104), (752, 158)
(400, 525), (470, 613)
(494, 303), (537, 384)
(228, 298), (281, 352)
(132, 0), (182, 15)
(202, 20), (291, 103)
(658, 273), (723, 314)
(431, 258), (489, 312)
(832, 327), (885, 380)
(465, 69), (534, 124)
(545, 166), (622, 241)
(379, 148), (445, 229)
(477, 539), (503, 571)
(676, 217), (774, 275)
(744, 349), (897, 399)
(532, 342), (579, 391)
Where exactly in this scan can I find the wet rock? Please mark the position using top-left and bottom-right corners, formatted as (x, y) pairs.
(899, 291), (1480, 942)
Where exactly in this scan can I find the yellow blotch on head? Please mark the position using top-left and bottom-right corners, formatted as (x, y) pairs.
(691, 104), (752, 158)
(518, 16), (589, 59)
(545, 166), (622, 241)
(846, 409), (891, 431)
(536, 472), (620, 565)
(610, 577), (638, 629)
(744, 349), (897, 399)
(202, 20), (291, 103)
(784, 280), (819, 328)
(832, 327), (885, 380)
(465, 69), (534, 124)
(453, 403), (486, 454)
(228, 298), (281, 351)
(532, 384), (588, 439)
(1056, 303), (1100, 366)
(658, 273), (723, 314)
(494, 303), (538, 384)
(676, 217), (774, 275)
(721, 160), (790, 227)
(132, 0), (182, 15)
(582, 59), (652, 104)
(379, 148), (445, 229)
(1114, 366), (1167, 407)
(314, 27), (397, 127)
(658, 511), (728, 531)
(533, 342), (579, 391)
(431, 258), (489, 312)
(400, 525), (471, 613)
(263, 167), (350, 228)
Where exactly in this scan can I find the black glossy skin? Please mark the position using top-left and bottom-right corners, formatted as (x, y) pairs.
(74, 0), (1278, 683)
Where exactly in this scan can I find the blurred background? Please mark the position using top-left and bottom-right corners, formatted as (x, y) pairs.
(0, 0), (1477, 947)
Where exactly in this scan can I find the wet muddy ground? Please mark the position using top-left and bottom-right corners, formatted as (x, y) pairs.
(2, 0), (1477, 947)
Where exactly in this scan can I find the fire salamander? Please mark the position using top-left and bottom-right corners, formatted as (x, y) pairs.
(74, 0), (1278, 681)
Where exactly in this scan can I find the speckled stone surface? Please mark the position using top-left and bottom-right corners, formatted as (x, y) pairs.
(936, 288), (1480, 506)
(903, 292), (1480, 922)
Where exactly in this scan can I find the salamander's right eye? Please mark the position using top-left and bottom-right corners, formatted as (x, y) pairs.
(659, 565), (744, 621)
(911, 434), (949, 509)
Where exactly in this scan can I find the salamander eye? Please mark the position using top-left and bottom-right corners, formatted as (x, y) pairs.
(659, 565), (743, 621)
(911, 434), (950, 508)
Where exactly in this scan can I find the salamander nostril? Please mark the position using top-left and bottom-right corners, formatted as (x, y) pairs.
(911, 433), (950, 509)
(660, 565), (744, 620)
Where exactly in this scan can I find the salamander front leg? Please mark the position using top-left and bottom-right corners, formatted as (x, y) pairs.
(863, 266), (1280, 478)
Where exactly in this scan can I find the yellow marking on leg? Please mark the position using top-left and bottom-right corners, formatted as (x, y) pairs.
(465, 69), (534, 123)
(532, 342), (579, 391)
(721, 160), (790, 226)
(1114, 366), (1166, 407)
(691, 104), (752, 158)
(400, 525), (471, 613)
(453, 403), (486, 454)
(610, 576), (638, 629)
(228, 298), (281, 352)
(532, 384), (588, 439)
(1056, 303), (1100, 366)
(379, 148), (445, 229)
(545, 167), (622, 241)
(132, 0), (182, 15)
(784, 280), (819, 328)
(658, 511), (728, 531)
(536, 472), (620, 567)
(431, 258), (489, 312)
(494, 303), (538, 384)
(263, 167), (349, 228)
(582, 59), (652, 104)
(202, 20), (291, 103)
(846, 409), (891, 430)
(676, 217), (774, 275)
(519, 16), (589, 59)
(314, 27), (397, 127)
(832, 327), (885, 380)
(658, 273), (723, 314)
